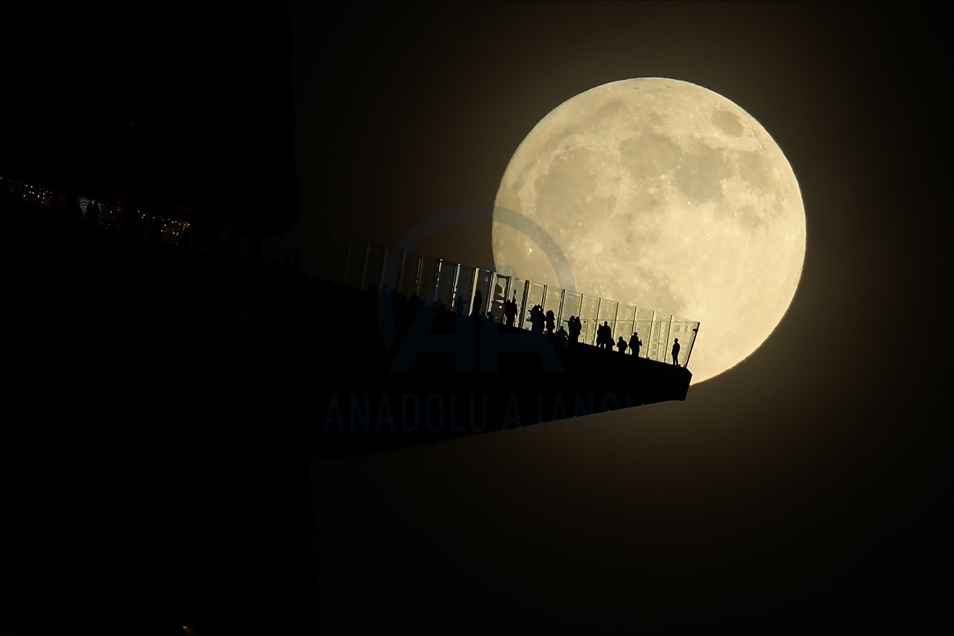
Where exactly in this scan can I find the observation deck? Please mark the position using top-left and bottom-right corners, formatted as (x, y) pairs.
(2, 163), (700, 457)
(253, 231), (701, 456)
(259, 232), (700, 369)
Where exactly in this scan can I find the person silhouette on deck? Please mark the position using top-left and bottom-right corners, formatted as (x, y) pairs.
(568, 316), (581, 343)
(504, 293), (518, 326)
(545, 310), (555, 334)
(597, 321), (612, 350)
(617, 336), (628, 354)
(629, 332), (642, 358)
(472, 290), (483, 317)
(671, 338), (681, 366)
(529, 305), (544, 335)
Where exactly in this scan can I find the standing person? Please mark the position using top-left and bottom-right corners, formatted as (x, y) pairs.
(529, 305), (544, 335)
(629, 332), (642, 358)
(671, 338), (681, 366)
(568, 316), (581, 343)
(616, 336), (628, 354)
(504, 293), (518, 326)
(545, 310), (555, 334)
(598, 321), (612, 350)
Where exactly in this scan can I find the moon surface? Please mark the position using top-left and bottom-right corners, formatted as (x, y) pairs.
(493, 78), (805, 384)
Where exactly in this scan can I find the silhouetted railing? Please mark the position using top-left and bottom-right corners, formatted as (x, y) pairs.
(259, 232), (699, 368)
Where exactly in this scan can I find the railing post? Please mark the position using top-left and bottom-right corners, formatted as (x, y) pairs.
(359, 241), (371, 291)
(594, 297), (602, 346)
(669, 315), (675, 364)
(414, 254), (423, 297)
(519, 280), (530, 330)
(650, 311), (657, 360)
(343, 237), (353, 286)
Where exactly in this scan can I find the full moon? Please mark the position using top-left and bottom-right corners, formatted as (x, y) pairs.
(493, 78), (805, 384)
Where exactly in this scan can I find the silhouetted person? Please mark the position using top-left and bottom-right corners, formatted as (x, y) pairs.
(455, 294), (465, 315)
(671, 338), (680, 366)
(597, 321), (612, 350)
(529, 305), (544, 335)
(617, 336), (627, 354)
(568, 316), (581, 343)
(504, 294), (518, 326)
(629, 332), (642, 358)
(472, 290), (482, 317)
(557, 325), (569, 347)
(545, 309), (555, 334)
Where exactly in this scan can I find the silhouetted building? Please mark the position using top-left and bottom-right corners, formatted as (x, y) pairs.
(1, 5), (298, 236)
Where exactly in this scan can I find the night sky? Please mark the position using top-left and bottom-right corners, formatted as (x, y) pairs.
(294, 2), (950, 630)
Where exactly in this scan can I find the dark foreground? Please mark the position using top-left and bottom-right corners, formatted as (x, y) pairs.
(4, 192), (690, 635)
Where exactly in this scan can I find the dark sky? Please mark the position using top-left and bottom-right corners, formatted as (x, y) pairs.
(294, 2), (950, 630)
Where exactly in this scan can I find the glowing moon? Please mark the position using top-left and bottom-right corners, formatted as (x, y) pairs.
(493, 78), (805, 384)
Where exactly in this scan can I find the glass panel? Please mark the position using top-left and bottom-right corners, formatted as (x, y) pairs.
(455, 265), (477, 313)
(363, 243), (388, 292)
(474, 268), (495, 318)
(512, 278), (528, 328)
(633, 308), (654, 358)
(524, 281), (546, 331)
(417, 256), (441, 301)
(579, 294), (600, 345)
(434, 262), (457, 309)
(543, 285), (563, 334)
(559, 289), (582, 332)
(615, 303), (636, 352)
(397, 252), (422, 299)
(380, 247), (404, 296)
(660, 316), (682, 366)
(344, 239), (369, 290)
(597, 299), (619, 348)
(489, 273), (509, 323)
(668, 319), (699, 368)
(683, 321), (700, 367)
(648, 312), (671, 362)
